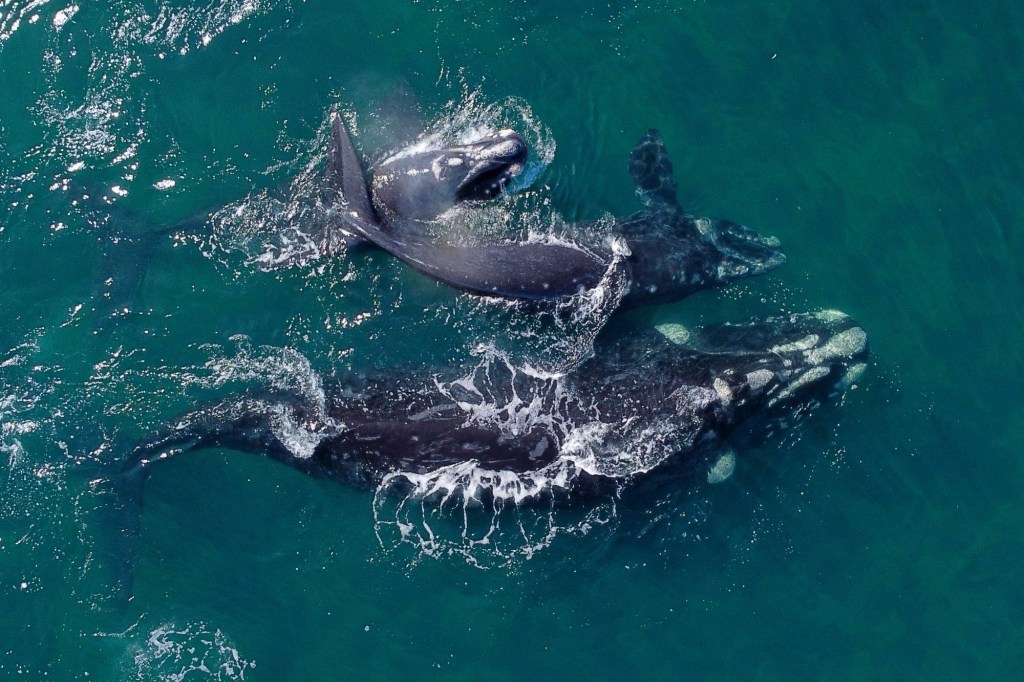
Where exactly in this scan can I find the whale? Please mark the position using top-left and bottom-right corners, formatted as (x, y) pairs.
(324, 112), (610, 299)
(327, 116), (785, 307)
(79, 115), (785, 321)
(609, 129), (786, 307)
(119, 310), (867, 494)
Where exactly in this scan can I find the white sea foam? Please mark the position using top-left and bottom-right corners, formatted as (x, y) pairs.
(116, 0), (271, 56)
(373, 459), (618, 568)
(194, 337), (342, 459)
(1, 341), (46, 471)
(116, 621), (256, 681)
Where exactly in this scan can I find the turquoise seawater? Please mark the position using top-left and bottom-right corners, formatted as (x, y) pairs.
(2, 1), (1023, 678)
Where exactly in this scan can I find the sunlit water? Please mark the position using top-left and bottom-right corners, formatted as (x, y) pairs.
(2, 1), (1023, 678)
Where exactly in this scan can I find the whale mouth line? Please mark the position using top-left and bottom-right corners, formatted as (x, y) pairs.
(456, 158), (525, 200)
(454, 133), (528, 201)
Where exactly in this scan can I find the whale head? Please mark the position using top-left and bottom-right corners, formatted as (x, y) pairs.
(656, 309), (869, 430)
(371, 130), (528, 223)
(618, 213), (788, 307)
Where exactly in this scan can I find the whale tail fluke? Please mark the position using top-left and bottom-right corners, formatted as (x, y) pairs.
(64, 181), (212, 331)
(93, 463), (145, 605)
(93, 225), (173, 330)
(82, 404), (259, 607)
(67, 438), (150, 615)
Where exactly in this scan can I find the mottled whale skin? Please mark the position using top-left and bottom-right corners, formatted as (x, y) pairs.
(330, 118), (784, 307)
(123, 311), (867, 491)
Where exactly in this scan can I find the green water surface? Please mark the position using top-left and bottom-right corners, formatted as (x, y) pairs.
(1, 1), (1023, 679)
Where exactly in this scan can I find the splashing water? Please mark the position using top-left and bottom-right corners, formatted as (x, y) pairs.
(102, 620), (256, 681)
(373, 462), (619, 569)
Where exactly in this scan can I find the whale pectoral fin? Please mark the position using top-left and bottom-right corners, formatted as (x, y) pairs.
(327, 111), (377, 225)
(628, 129), (680, 209)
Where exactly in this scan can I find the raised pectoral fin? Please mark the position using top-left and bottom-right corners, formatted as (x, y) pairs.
(628, 129), (679, 209)
(327, 111), (377, 225)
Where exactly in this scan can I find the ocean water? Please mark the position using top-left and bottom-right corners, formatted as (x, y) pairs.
(2, 1), (1023, 679)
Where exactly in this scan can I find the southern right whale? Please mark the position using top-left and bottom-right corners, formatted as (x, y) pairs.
(328, 116), (785, 307)
(119, 310), (867, 494)
(324, 112), (611, 299)
(79, 113), (784, 320)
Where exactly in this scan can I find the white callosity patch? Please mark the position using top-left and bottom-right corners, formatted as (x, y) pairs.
(52, 4), (79, 30)
(655, 322), (691, 346)
(805, 327), (868, 365)
(712, 378), (733, 403)
(745, 368), (775, 391)
(838, 362), (867, 389)
(770, 334), (820, 355)
(774, 366), (831, 402)
(1, 0), (51, 42)
(707, 449), (736, 484)
(765, 313), (867, 407)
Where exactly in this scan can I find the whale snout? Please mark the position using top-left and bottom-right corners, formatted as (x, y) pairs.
(702, 217), (787, 279)
(758, 310), (869, 407)
(455, 131), (529, 201)
(488, 131), (528, 167)
(662, 310), (869, 416)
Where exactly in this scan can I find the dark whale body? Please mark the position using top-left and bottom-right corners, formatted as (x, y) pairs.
(124, 311), (868, 492)
(328, 117), (784, 307)
(612, 130), (785, 307)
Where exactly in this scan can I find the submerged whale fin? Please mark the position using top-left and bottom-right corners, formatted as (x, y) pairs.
(66, 182), (206, 331)
(628, 129), (679, 209)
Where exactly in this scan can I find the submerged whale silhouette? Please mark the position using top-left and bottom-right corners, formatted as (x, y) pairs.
(121, 310), (867, 494)
(328, 115), (785, 306)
